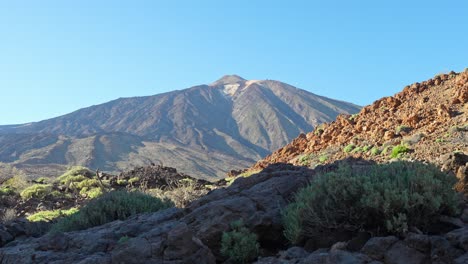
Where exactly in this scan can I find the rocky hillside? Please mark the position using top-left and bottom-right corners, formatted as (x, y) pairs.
(0, 75), (360, 179)
(251, 70), (468, 191)
(1, 161), (467, 263)
(1, 71), (467, 263)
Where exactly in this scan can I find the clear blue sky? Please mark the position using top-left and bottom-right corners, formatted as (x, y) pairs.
(1, 1), (467, 125)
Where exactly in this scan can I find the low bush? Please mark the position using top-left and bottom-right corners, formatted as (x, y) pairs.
(51, 190), (173, 232)
(370, 147), (381, 156)
(3, 173), (29, 192)
(20, 184), (52, 200)
(0, 186), (15, 196)
(147, 179), (208, 208)
(27, 208), (79, 222)
(343, 144), (355, 153)
(318, 155), (328, 163)
(79, 187), (103, 199)
(128, 177), (140, 184)
(76, 179), (99, 190)
(298, 154), (313, 166)
(56, 166), (92, 185)
(283, 161), (459, 244)
(221, 219), (259, 264)
(390, 144), (409, 158)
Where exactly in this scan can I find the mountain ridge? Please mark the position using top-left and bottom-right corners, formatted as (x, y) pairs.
(0, 76), (360, 179)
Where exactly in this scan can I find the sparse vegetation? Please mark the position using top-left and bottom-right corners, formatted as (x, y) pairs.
(283, 162), (459, 244)
(147, 179), (208, 208)
(382, 145), (392, 155)
(390, 144), (410, 158)
(27, 208), (79, 222)
(221, 219), (259, 264)
(0, 186), (15, 196)
(370, 147), (381, 156)
(20, 184), (52, 200)
(348, 113), (358, 121)
(128, 177), (140, 184)
(318, 155), (328, 163)
(116, 179), (128, 185)
(298, 154), (313, 166)
(80, 187), (103, 199)
(3, 173), (29, 192)
(56, 166), (92, 184)
(118, 235), (130, 244)
(343, 144), (356, 153)
(51, 190), (173, 232)
(352, 146), (363, 153)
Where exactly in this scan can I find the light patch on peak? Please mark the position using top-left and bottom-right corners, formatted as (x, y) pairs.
(245, 80), (261, 87)
(222, 83), (241, 96)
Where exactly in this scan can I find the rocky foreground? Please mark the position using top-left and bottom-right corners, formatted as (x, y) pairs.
(252, 70), (468, 193)
(1, 160), (467, 264)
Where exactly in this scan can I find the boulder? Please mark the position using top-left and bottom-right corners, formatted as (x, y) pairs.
(361, 236), (398, 260)
(0, 230), (13, 247)
(430, 235), (464, 263)
(446, 227), (468, 251)
(384, 241), (428, 264)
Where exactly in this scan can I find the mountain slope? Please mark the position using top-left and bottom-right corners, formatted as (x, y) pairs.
(0, 75), (360, 179)
(249, 70), (468, 190)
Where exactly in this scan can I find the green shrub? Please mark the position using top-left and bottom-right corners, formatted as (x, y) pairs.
(282, 162), (459, 244)
(36, 177), (49, 184)
(362, 145), (371, 152)
(390, 144), (409, 158)
(348, 114), (358, 121)
(343, 144), (356, 153)
(118, 235), (130, 244)
(58, 175), (88, 185)
(382, 145), (392, 155)
(79, 187), (103, 199)
(51, 190), (174, 232)
(56, 166), (92, 185)
(3, 173), (29, 192)
(27, 208), (79, 222)
(20, 184), (52, 200)
(0, 186), (15, 196)
(298, 154), (313, 166)
(352, 147), (363, 153)
(76, 179), (99, 190)
(116, 179), (128, 185)
(370, 147), (381, 156)
(221, 219), (259, 264)
(318, 155), (328, 163)
(128, 177), (140, 184)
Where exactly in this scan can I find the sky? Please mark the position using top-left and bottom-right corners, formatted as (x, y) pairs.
(0, 1), (467, 125)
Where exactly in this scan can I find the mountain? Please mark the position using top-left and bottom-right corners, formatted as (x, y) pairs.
(248, 70), (468, 191)
(1, 71), (467, 264)
(0, 75), (360, 179)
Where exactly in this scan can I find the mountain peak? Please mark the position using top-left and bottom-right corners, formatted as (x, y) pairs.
(212, 75), (246, 86)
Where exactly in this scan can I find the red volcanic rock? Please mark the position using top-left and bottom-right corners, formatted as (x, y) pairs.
(249, 69), (468, 194)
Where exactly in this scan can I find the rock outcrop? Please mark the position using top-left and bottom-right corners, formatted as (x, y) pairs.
(250, 70), (468, 193)
(0, 163), (315, 263)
